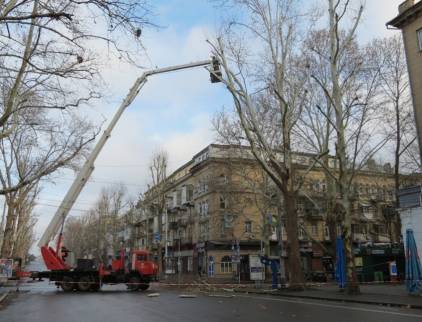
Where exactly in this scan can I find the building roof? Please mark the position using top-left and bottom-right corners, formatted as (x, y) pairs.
(387, 0), (422, 28)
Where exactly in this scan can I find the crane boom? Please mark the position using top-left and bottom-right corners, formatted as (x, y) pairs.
(38, 59), (213, 247)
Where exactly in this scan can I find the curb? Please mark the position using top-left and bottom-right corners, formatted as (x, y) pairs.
(233, 289), (422, 310)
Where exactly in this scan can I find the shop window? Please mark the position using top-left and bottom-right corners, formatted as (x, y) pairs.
(187, 257), (193, 272)
(220, 256), (232, 273)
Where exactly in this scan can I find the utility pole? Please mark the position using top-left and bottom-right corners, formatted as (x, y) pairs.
(164, 205), (168, 276)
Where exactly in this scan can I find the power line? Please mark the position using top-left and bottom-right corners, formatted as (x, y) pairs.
(35, 202), (90, 213)
(51, 176), (147, 188)
(36, 197), (95, 206)
(95, 164), (149, 168)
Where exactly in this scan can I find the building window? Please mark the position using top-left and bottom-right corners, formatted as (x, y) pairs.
(418, 28), (422, 51)
(324, 226), (330, 240)
(245, 221), (252, 233)
(204, 200), (209, 216)
(223, 214), (234, 228)
(311, 224), (318, 237)
(220, 196), (227, 209)
(378, 224), (387, 235)
(220, 256), (232, 273)
(352, 224), (359, 235)
(298, 227), (305, 239)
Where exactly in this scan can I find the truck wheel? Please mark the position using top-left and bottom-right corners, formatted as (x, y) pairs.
(90, 282), (101, 292)
(127, 275), (140, 291)
(77, 275), (92, 292)
(139, 282), (149, 291)
(61, 276), (74, 292)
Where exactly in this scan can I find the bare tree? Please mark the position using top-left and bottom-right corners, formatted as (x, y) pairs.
(144, 150), (168, 274)
(64, 185), (128, 262)
(366, 35), (417, 243)
(210, 0), (317, 288)
(8, 186), (38, 259)
(0, 103), (96, 256)
(0, 0), (153, 136)
(0, 181), (38, 257)
(296, 29), (338, 255)
(367, 35), (417, 190)
(308, 0), (391, 294)
(0, 0), (150, 130)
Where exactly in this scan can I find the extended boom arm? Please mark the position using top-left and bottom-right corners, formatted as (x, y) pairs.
(38, 59), (215, 247)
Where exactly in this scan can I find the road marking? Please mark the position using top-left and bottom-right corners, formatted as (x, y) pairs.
(235, 294), (422, 319)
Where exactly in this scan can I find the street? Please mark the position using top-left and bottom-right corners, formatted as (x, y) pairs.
(1, 282), (422, 322)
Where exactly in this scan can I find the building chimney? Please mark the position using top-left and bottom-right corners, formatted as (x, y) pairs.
(399, 0), (416, 14)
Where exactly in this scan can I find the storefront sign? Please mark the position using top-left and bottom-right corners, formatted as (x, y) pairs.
(354, 256), (363, 267)
(0, 259), (13, 278)
(249, 255), (265, 281)
(389, 261), (398, 277)
(371, 249), (385, 255)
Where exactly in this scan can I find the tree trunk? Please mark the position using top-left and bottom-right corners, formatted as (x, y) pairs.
(277, 200), (286, 284)
(342, 198), (359, 294)
(157, 207), (163, 277)
(284, 191), (304, 289)
(329, 0), (359, 294)
(393, 99), (402, 243)
(1, 202), (16, 258)
(0, 201), (7, 251)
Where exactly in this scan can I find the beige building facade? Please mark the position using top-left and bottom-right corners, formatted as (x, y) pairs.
(388, 0), (422, 161)
(135, 144), (412, 282)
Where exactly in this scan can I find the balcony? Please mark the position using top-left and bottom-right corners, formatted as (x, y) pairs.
(168, 221), (178, 230)
(180, 236), (193, 245)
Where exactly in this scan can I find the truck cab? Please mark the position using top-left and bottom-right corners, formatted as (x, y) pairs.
(131, 250), (158, 278)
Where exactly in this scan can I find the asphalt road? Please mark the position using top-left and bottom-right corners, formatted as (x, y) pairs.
(1, 282), (422, 322)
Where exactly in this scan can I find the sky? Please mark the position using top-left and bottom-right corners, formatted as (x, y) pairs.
(18, 0), (406, 252)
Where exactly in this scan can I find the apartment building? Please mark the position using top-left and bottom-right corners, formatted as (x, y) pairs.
(134, 144), (414, 281)
(388, 0), (422, 161)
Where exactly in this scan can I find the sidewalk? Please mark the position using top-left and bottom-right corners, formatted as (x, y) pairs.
(235, 283), (422, 309)
(0, 278), (20, 304)
(157, 275), (422, 309)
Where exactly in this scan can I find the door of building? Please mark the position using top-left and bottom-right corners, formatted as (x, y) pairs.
(239, 255), (250, 281)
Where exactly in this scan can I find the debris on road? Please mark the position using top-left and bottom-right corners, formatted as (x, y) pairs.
(0, 292), (9, 304)
(179, 294), (197, 298)
(208, 294), (235, 298)
(147, 293), (160, 297)
(222, 288), (234, 292)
